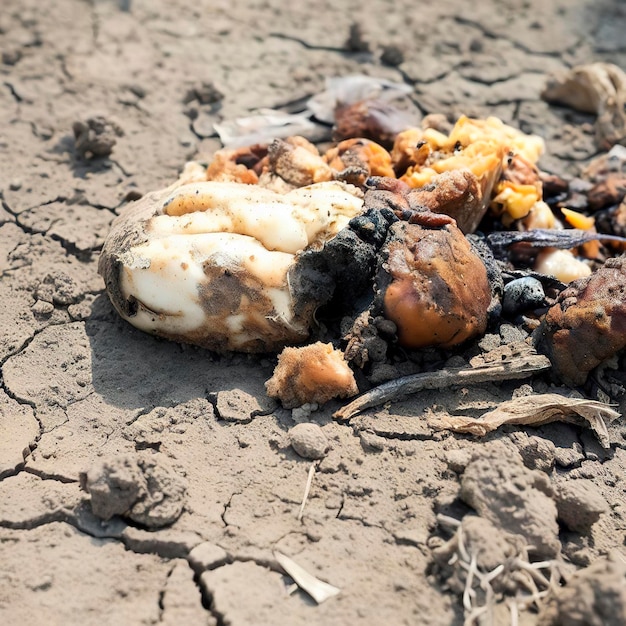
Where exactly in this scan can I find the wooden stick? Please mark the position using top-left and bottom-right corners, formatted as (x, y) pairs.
(333, 353), (551, 421)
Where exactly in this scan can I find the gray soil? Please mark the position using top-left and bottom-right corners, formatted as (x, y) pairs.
(2, 1), (626, 625)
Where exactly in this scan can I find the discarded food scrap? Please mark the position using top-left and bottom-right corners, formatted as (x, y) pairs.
(534, 256), (626, 386)
(266, 342), (358, 408)
(99, 181), (365, 352)
(99, 106), (626, 408)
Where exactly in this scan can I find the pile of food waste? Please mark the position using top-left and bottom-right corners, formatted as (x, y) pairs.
(99, 109), (626, 410)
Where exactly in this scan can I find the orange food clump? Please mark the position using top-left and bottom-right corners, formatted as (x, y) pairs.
(380, 221), (491, 349)
(265, 342), (359, 408)
(324, 138), (396, 179)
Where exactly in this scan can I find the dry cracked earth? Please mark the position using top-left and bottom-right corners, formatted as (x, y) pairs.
(2, 0), (626, 625)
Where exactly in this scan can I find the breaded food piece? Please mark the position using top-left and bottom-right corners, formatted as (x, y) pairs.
(534, 255), (626, 385)
(324, 137), (395, 185)
(265, 342), (358, 408)
(377, 220), (492, 349)
(265, 136), (333, 188)
(392, 116), (545, 225)
(205, 144), (267, 184)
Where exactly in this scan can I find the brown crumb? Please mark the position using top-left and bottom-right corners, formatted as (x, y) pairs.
(265, 342), (358, 408)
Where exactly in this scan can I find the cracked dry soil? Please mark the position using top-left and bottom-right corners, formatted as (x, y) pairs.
(2, 1), (626, 625)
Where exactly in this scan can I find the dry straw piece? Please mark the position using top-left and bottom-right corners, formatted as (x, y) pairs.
(274, 551), (341, 604)
(429, 393), (619, 448)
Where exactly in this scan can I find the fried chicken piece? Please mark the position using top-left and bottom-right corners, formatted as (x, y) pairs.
(534, 256), (626, 385)
(265, 342), (358, 408)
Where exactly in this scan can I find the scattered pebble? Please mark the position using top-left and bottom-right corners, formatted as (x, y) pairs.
(502, 277), (545, 314)
(289, 423), (329, 460)
(443, 449), (472, 474)
(380, 45), (404, 67)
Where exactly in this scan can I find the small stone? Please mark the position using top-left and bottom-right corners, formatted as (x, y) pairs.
(380, 45), (404, 67)
(499, 323), (528, 344)
(9, 179), (22, 191)
(289, 423), (329, 460)
(31, 300), (55, 317)
(359, 429), (386, 451)
(503, 277), (545, 314)
(2, 49), (22, 66)
(555, 479), (609, 532)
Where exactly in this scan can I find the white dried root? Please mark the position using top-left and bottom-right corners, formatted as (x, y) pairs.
(98, 180), (364, 352)
(434, 514), (571, 626)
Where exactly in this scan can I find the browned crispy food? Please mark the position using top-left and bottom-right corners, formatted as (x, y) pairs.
(390, 128), (432, 175)
(324, 137), (395, 185)
(205, 144), (267, 184)
(265, 342), (359, 408)
(406, 169), (485, 235)
(534, 256), (626, 385)
(264, 136), (334, 188)
(333, 99), (415, 148)
(377, 220), (492, 349)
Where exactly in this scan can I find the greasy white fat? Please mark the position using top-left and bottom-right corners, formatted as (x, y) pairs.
(534, 249), (592, 283)
(120, 237), (208, 334)
(155, 181), (364, 254)
(120, 231), (295, 334)
(286, 183), (364, 244)
(119, 180), (364, 347)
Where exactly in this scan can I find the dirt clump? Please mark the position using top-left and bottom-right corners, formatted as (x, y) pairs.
(80, 453), (187, 529)
(553, 479), (609, 533)
(72, 115), (124, 159)
(539, 550), (626, 626)
(459, 441), (560, 558)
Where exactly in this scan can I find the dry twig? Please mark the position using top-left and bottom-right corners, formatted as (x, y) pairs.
(334, 351), (550, 421)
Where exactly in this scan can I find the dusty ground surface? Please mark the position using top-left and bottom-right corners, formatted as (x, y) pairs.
(2, 0), (626, 624)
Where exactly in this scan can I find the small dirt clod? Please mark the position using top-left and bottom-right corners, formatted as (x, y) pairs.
(289, 423), (329, 460)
